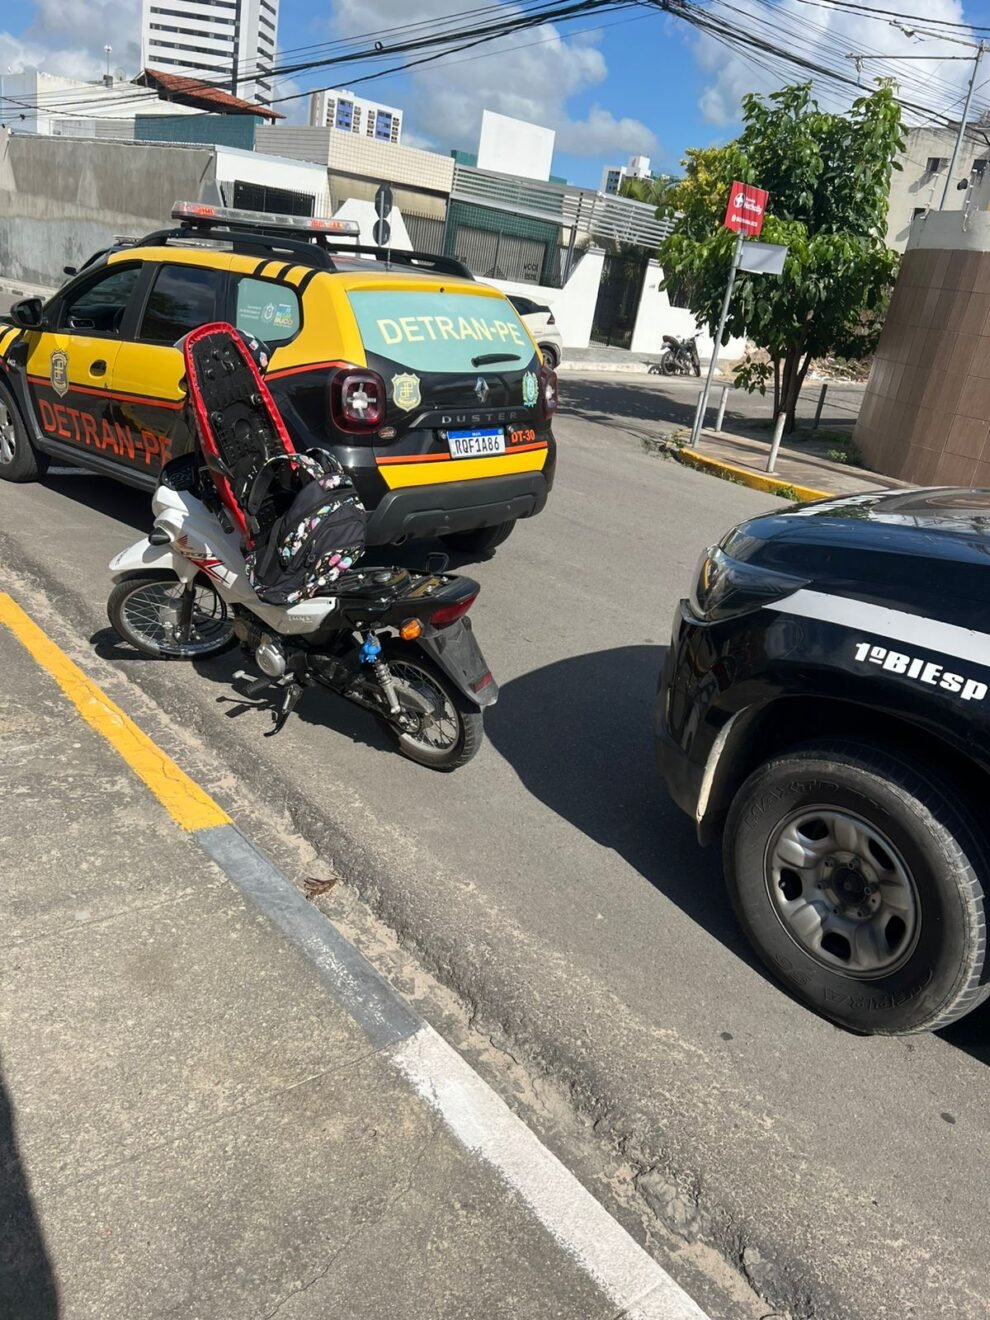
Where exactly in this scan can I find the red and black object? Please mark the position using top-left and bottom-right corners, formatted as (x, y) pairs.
(183, 322), (297, 546)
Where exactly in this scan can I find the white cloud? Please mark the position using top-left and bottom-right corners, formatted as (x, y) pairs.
(1, 0), (141, 81)
(691, 0), (978, 129)
(324, 0), (657, 158)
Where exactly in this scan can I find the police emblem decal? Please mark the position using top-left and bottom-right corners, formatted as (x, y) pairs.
(391, 372), (421, 413)
(522, 371), (539, 407)
(50, 349), (69, 398)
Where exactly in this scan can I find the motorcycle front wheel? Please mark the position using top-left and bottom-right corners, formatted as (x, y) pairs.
(107, 573), (236, 659)
(379, 642), (483, 771)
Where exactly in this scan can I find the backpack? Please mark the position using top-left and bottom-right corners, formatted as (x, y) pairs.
(244, 452), (367, 606)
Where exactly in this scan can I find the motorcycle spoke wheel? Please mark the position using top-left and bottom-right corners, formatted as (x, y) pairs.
(108, 576), (235, 659)
(379, 649), (484, 771)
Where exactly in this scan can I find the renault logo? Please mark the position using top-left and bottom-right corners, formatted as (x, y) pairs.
(475, 376), (490, 404)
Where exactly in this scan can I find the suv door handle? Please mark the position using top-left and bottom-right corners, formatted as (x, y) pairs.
(90, 359), (107, 377)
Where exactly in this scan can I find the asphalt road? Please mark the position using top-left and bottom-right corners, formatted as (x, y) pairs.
(1, 377), (987, 1320)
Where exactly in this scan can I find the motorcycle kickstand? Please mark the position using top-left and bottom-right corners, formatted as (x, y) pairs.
(266, 678), (308, 737)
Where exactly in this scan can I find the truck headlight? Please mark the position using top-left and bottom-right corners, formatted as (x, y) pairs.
(688, 545), (807, 621)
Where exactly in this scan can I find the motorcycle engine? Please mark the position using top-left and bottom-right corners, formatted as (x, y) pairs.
(232, 615), (288, 678)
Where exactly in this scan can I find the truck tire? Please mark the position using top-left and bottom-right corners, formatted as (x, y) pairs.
(724, 740), (990, 1035)
(0, 379), (48, 482)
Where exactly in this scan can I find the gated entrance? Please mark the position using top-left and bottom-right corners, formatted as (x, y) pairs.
(590, 250), (650, 349)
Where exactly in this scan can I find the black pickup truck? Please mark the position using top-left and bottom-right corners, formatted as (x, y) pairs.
(656, 488), (990, 1035)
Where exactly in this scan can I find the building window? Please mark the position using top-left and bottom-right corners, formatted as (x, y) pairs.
(926, 157), (947, 174)
(232, 180), (314, 218)
(973, 158), (988, 176)
(260, 0), (277, 15)
(375, 111), (394, 141)
(913, 207), (927, 219)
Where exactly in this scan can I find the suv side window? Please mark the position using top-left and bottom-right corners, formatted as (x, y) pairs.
(139, 264), (223, 344)
(510, 295), (536, 317)
(60, 265), (142, 335)
(234, 277), (302, 345)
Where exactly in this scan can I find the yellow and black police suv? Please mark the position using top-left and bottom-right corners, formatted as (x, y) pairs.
(0, 201), (558, 554)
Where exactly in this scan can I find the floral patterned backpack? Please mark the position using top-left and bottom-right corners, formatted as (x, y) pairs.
(243, 452), (367, 606)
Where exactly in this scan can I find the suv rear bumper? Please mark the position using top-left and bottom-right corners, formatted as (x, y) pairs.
(364, 471), (550, 544)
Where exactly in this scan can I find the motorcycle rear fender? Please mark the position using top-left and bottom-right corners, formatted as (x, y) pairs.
(414, 617), (498, 708)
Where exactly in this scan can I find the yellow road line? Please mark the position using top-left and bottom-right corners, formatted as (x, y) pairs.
(0, 593), (230, 832)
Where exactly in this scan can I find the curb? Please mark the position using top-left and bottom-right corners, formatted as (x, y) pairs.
(674, 446), (834, 501)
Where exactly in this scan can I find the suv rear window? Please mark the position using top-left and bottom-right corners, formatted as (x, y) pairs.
(235, 277), (301, 344)
(347, 289), (534, 374)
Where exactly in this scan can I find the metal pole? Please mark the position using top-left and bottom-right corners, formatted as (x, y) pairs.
(813, 382), (827, 430)
(690, 229), (744, 447)
(766, 412), (787, 473)
(715, 384), (730, 433)
(940, 43), (985, 209)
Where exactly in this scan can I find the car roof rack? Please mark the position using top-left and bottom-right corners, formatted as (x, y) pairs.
(125, 202), (477, 281)
(135, 225), (340, 269)
(324, 246), (474, 281)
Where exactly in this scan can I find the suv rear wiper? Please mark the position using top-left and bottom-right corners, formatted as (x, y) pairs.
(471, 352), (521, 367)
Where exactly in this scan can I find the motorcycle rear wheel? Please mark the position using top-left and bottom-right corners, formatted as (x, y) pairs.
(108, 573), (236, 659)
(659, 351), (676, 376)
(379, 642), (483, 771)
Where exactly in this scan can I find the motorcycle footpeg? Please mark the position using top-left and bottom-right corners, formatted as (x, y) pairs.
(233, 669), (272, 700)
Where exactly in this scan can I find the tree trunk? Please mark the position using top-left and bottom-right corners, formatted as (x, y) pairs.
(772, 356), (781, 419)
(779, 344), (812, 433)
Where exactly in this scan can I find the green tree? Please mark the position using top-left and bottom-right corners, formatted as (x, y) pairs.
(619, 171), (679, 214)
(659, 83), (903, 431)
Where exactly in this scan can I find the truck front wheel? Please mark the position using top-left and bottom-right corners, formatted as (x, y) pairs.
(724, 740), (990, 1034)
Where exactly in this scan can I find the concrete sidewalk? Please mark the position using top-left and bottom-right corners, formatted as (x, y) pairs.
(0, 606), (705, 1320)
(691, 426), (903, 498)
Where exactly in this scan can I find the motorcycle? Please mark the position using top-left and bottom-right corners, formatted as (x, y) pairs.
(106, 327), (497, 771)
(649, 334), (701, 377)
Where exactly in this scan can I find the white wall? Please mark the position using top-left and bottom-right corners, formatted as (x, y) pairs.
(482, 249), (606, 349)
(477, 110), (555, 182)
(631, 259), (745, 362)
(214, 145), (330, 213)
(331, 198), (411, 248)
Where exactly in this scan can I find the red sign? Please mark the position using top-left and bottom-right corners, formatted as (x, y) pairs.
(724, 181), (769, 236)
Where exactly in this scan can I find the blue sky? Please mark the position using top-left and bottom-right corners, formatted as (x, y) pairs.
(3, 0), (990, 188)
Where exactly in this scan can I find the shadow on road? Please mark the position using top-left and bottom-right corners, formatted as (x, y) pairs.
(485, 643), (750, 956)
(41, 468), (150, 532)
(0, 1062), (59, 1318)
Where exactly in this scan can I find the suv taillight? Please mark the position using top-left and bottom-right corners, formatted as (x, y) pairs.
(330, 368), (386, 433)
(538, 362), (558, 418)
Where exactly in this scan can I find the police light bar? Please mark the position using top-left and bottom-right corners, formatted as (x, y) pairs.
(171, 200), (360, 236)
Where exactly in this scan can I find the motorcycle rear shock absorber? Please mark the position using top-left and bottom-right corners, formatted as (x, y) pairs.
(358, 631), (400, 715)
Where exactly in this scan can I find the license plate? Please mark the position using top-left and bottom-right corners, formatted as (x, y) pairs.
(446, 428), (505, 459)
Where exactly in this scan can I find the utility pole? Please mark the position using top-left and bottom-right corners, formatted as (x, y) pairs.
(941, 42), (987, 209)
(690, 228), (744, 447)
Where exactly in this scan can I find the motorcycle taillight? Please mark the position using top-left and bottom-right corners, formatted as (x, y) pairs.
(330, 368), (386, 433)
(431, 594), (478, 628)
(538, 362), (558, 419)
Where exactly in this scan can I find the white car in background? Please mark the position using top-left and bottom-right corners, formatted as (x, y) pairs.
(507, 294), (564, 369)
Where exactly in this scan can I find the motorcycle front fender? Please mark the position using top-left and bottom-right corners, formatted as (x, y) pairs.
(415, 617), (498, 708)
(108, 538), (194, 583)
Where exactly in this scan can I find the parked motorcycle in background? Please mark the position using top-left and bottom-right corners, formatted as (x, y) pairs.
(649, 334), (701, 377)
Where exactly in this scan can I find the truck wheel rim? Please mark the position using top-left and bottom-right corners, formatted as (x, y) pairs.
(0, 400), (16, 464)
(764, 806), (920, 978)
